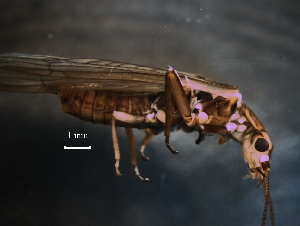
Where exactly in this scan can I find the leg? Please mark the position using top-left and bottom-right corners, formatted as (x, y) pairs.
(125, 128), (149, 183)
(111, 114), (121, 176)
(138, 128), (162, 161)
(139, 128), (153, 161)
(195, 128), (205, 145)
(164, 67), (193, 154)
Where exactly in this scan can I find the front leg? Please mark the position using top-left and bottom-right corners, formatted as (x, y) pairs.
(164, 67), (193, 154)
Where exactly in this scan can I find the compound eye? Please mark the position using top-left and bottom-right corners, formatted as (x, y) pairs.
(255, 138), (269, 152)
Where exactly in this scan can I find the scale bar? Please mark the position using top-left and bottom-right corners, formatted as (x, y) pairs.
(64, 146), (91, 150)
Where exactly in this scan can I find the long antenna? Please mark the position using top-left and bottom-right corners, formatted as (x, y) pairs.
(268, 188), (275, 226)
(261, 169), (269, 226)
(261, 170), (275, 226)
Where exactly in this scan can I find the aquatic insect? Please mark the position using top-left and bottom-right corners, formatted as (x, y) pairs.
(0, 53), (274, 225)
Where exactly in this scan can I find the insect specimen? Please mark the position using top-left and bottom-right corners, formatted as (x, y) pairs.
(0, 53), (274, 225)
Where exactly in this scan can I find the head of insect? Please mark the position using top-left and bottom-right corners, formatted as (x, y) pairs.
(241, 129), (273, 182)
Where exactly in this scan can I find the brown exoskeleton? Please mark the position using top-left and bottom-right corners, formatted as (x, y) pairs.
(0, 53), (274, 225)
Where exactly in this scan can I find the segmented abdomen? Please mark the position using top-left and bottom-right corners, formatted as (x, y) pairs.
(58, 90), (159, 127)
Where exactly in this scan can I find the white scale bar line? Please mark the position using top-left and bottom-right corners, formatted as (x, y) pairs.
(64, 146), (91, 150)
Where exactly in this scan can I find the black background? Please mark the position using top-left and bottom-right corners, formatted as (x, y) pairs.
(1, 0), (299, 225)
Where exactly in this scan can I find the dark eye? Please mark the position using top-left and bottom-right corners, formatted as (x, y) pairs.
(255, 138), (269, 152)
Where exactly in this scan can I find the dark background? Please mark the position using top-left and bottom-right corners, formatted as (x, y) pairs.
(0, 0), (299, 225)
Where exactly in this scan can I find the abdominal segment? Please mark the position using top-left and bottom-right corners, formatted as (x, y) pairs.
(58, 90), (172, 128)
